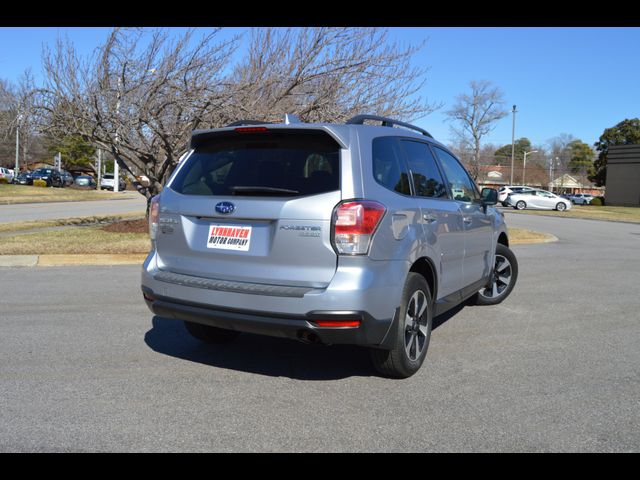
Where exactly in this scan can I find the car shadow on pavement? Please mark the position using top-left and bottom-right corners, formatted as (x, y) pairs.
(144, 316), (377, 380)
(433, 303), (466, 330)
(145, 303), (466, 381)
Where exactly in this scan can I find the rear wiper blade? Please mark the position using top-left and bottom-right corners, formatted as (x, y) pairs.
(231, 186), (300, 196)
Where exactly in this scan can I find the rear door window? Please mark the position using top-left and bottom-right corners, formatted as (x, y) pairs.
(372, 137), (411, 195)
(170, 130), (340, 197)
(400, 140), (447, 199)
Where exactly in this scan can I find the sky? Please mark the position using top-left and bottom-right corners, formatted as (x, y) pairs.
(1, 26), (639, 151)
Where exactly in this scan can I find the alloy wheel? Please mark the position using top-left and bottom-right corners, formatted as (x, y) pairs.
(479, 254), (512, 300)
(404, 290), (429, 361)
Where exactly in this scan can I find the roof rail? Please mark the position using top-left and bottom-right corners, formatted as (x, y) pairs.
(346, 114), (432, 138)
(225, 120), (273, 127)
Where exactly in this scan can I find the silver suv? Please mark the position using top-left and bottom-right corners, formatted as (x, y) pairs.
(141, 114), (518, 378)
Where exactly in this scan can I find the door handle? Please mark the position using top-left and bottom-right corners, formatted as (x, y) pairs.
(423, 213), (437, 224)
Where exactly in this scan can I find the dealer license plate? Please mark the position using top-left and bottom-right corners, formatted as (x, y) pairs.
(206, 224), (252, 251)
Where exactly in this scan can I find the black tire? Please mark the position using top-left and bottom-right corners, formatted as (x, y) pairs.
(472, 243), (518, 306)
(515, 200), (527, 210)
(370, 273), (433, 379)
(184, 321), (241, 344)
(556, 202), (566, 211)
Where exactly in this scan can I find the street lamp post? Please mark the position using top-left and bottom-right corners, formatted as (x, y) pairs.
(549, 156), (560, 192)
(522, 150), (538, 186)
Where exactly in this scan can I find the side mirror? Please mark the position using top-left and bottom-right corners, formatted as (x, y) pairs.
(480, 188), (498, 212)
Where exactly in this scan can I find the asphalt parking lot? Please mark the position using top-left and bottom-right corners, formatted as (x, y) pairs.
(1, 212), (639, 452)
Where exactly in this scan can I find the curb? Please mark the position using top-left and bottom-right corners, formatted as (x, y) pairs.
(0, 255), (39, 267)
(0, 254), (147, 267)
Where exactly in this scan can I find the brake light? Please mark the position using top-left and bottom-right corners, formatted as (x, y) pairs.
(149, 195), (160, 240)
(332, 200), (385, 255)
(234, 127), (269, 133)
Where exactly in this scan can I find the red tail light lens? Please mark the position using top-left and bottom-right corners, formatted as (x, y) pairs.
(315, 319), (361, 328)
(332, 200), (385, 255)
(149, 195), (160, 240)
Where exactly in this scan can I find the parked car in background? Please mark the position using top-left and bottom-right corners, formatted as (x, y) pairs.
(570, 193), (594, 205)
(100, 173), (126, 191)
(498, 185), (536, 206)
(14, 171), (32, 185)
(0, 167), (15, 183)
(30, 168), (64, 187)
(74, 175), (97, 189)
(60, 170), (75, 187)
(507, 188), (572, 211)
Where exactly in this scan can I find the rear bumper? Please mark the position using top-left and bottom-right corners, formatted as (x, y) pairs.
(143, 289), (397, 348)
(141, 251), (408, 348)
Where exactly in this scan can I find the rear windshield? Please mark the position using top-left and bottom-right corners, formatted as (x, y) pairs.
(170, 130), (340, 197)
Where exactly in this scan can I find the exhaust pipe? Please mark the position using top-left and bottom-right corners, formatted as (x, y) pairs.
(296, 330), (322, 345)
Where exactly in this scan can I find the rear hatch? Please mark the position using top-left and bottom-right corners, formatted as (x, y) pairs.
(156, 128), (343, 288)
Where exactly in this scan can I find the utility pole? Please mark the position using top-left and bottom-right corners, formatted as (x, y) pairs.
(14, 114), (22, 174)
(509, 105), (517, 185)
(114, 77), (121, 193)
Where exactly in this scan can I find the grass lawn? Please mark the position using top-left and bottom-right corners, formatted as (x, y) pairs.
(0, 224), (150, 255)
(0, 184), (127, 204)
(507, 205), (640, 223)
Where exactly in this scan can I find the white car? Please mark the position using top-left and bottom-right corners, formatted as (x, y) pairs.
(498, 185), (536, 206)
(0, 167), (15, 183)
(570, 193), (594, 205)
(100, 174), (126, 191)
(507, 189), (572, 211)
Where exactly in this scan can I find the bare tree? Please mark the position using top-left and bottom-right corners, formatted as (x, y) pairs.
(547, 133), (576, 190)
(0, 72), (43, 170)
(36, 28), (240, 199)
(229, 27), (440, 124)
(35, 27), (439, 201)
(0, 79), (16, 166)
(446, 80), (508, 180)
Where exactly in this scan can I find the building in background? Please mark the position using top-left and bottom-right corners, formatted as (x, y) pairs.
(605, 145), (640, 206)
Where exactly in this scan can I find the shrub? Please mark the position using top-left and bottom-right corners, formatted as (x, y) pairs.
(590, 197), (604, 206)
(33, 179), (48, 188)
(0, 177), (8, 184)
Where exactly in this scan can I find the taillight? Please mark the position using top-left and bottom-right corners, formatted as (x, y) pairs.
(314, 319), (361, 328)
(149, 195), (160, 240)
(332, 200), (385, 255)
